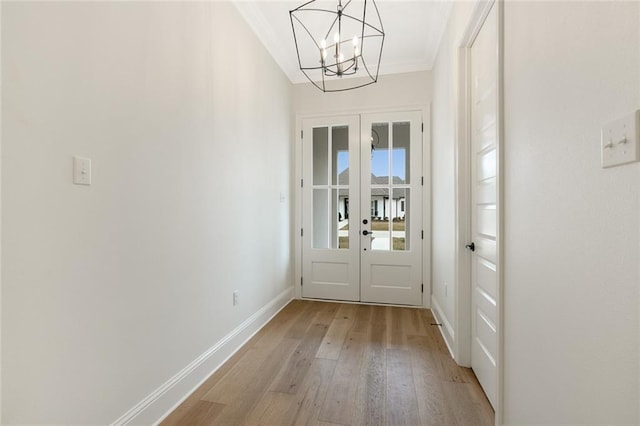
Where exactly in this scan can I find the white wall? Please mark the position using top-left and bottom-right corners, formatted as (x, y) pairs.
(430, 1), (474, 357)
(503, 1), (639, 423)
(0, 1), (3, 419)
(1, 2), (292, 424)
(293, 71), (431, 114)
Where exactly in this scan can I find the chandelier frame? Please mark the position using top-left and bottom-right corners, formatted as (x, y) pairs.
(290, 0), (385, 92)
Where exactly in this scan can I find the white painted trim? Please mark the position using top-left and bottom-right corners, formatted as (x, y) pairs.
(431, 295), (455, 360)
(455, 0), (504, 424)
(0, 0), (3, 419)
(453, 37), (472, 368)
(295, 105), (428, 121)
(378, 61), (431, 77)
(422, 104), (432, 309)
(111, 287), (293, 426)
(294, 115), (303, 300)
(495, 2), (505, 424)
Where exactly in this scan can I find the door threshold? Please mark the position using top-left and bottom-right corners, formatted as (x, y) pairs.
(299, 296), (424, 309)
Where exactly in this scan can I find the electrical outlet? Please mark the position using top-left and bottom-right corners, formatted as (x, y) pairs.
(233, 290), (239, 306)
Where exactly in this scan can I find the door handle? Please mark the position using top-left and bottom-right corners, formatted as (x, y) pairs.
(465, 242), (475, 252)
(362, 230), (372, 236)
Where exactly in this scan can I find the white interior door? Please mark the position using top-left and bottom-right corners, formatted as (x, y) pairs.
(301, 112), (422, 306)
(469, 3), (499, 409)
(360, 112), (423, 305)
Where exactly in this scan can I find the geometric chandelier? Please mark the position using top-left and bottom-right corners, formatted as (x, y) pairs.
(289, 0), (385, 92)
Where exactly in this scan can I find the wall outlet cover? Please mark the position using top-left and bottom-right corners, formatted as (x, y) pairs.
(73, 156), (91, 185)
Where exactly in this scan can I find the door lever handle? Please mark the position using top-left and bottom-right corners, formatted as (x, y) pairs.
(362, 230), (372, 236)
(465, 242), (475, 252)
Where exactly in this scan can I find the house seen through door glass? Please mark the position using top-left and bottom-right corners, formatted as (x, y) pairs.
(369, 121), (411, 252)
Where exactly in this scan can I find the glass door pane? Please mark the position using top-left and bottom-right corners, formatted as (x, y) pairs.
(312, 125), (350, 249)
(392, 188), (409, 251)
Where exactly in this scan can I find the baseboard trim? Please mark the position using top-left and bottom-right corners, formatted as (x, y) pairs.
(430, 296), (456, 359)
(111, 286), (294, 425)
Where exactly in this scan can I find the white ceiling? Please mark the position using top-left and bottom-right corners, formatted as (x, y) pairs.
(233, 0), (453, 84)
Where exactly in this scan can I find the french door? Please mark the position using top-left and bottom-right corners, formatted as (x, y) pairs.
(301, 111), (423, 306)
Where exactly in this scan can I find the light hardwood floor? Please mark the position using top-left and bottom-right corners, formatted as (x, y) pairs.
(162, 300), (494, 426)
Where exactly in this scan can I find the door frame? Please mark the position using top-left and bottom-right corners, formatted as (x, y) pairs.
(455, 0), (503, 424)
(294, 106), (431, 308)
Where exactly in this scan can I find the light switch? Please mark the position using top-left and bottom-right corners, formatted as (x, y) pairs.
(73, 156), (91, 185)
(601, 110), (639, 168)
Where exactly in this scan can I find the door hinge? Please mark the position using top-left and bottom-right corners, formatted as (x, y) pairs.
(421, 284), (424, 293)
(301, 228), (304, 237)
(301, 130), (303, 139)
(421, 122), (424, 132)
(421, 230), (424, 239)
(301, 179), (303, 188)
(301, 277), (303, 286)
(421, 176), (424, 186)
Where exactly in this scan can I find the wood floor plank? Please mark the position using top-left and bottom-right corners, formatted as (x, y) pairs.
(460, 367), (495, 421)
(242, 390), (292, 425)
(163, 400), (225, 426)
(386, 306), (407, 350)
(352, 304), (372, 333)
(164, 301), (494, 426)
(315, 304), (357, 360)
(386, 348), (420, 425)
(313, 301), (340, 326)
(208, 337), (301, 424)
(202, 337), (299, 405)
(247, 357), (337, 425)
(287, 358), (338, 425)
(407, 334), (451, 425)
(442, 380), (494, 426)
(160, 343), (249, 425)
(271, 322), (329, 393)
(421, 311), (466, 383)
(317, 330), (367, 425)
(403, 306), (428, 336)
(353, 306), (386, 426)
(285, 300), (325, 339)
(248, 300), (310, 352)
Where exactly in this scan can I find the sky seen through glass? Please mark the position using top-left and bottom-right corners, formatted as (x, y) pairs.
(337, 149), (407, 181)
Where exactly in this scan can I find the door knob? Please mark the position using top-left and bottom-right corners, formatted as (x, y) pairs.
(465, 242), (475, 252)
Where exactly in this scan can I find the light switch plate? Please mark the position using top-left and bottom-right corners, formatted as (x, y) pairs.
(601, 110), (639, 168)
(73, 156), (91, 185)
